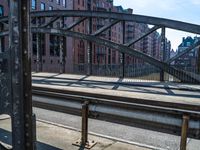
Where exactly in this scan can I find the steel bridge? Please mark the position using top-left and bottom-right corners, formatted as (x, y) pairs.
(0, 1), (200, 150)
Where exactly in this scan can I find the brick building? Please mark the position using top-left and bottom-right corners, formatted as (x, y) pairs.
(175, 36), (199, 72)
(0, 0), (170, 76)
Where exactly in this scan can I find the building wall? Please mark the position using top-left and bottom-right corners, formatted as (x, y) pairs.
(0, 0), (170, 74)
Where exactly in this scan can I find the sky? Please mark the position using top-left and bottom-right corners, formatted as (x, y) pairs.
(113, 0), (200, 50)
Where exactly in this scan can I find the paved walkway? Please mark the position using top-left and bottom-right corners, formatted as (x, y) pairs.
(0, 115), (152, 150)
(32, 72), (200, 91)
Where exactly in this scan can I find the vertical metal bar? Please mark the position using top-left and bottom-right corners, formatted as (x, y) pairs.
(122, 21), (126, 78)
(160, 27), (166, 81)
(62, 17), (66, 73)
(32, 114), (37, 150)
(81, 101), (89, 145)
(197, 47), (200, 74)
(36, 18), (42, 72)
(180, 115), (190, 150)
(59, 35), (63, 73)
(88, 0), (92, 75)
(9, 0), (34, 149)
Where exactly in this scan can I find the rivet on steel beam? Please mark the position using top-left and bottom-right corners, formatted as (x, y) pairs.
(26, 143), (30, 147)
(25, 93), (28, 97)
(26, 114), (30, 118)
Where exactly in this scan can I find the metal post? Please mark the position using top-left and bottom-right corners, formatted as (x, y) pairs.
(36, 17), (42, 72)
(160, 27), (166, 81)
(9, 0), (34, 149)
(122, 21), (126, 78)
(62, 17), (66, 73)
(88, 0), (92, 75)
(180, 115), (190, 150)
(32, 114), (37, 150)
(59, 35), (63, 73)
(73, 101), (96, 149)
(197, 47), (200, 74)
(81, 101), (89, 145)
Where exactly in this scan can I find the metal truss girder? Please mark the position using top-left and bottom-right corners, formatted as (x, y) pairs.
(125, 25), (161, 47)
(64, 17), (87, 30)
(31, 10), (200, 34)
(0, 31), (9, 37)
(32, 27), (200, 83)
(40, 16), (60, 28)
(92, 19), (121, 36)
(167, 41), (200, 63)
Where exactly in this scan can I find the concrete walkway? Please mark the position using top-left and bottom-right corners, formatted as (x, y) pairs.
(0, 116), (152, 150)
(32, 72), (200, 91)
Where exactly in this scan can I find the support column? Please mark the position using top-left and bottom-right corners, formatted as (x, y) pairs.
(88, 0), (92, 75)
(36, 17), (42, 72)
(122, 21), (126, 78)
(197, 47), (200, 74)
(9, 0), (34, 149)
(59, 17), (66, 73)
(160, 27), (166, 81)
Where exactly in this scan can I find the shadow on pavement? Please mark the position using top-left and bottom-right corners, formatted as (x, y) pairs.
(0, 128), (62, 150)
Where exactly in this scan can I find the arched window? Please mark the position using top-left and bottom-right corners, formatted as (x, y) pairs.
(0, 5), (4, 16)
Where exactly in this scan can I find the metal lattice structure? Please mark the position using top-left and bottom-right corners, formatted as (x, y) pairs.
(0, 2), (200, 150)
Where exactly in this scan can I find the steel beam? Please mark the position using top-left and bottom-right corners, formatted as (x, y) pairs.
(122, 21), (125, 78)
(31, 10), (200, 34)
(65, 17), (87, 31)
(92, 19), (120, 36)
(0, 31), (9, 37)
(32, 27), (200, 83)
(167, 41), (200, 63)
(40, 16), (60, 28)
(198, 47), (200, 74)
(88, 1), (93, 75)
(125, 25), (160, 47)
(160, 27), (166, 81)
(9, 0), (34, 149)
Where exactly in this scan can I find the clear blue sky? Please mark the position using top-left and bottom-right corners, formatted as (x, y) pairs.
(114, 0), (200, 50)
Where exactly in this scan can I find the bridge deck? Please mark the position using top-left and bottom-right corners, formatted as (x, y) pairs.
(32, 72), (200, 111)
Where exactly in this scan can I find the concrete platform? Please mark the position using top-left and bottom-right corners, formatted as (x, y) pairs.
(0, 116), (153, 150)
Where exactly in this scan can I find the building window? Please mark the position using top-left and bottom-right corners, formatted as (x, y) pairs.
(32, 0), (36, 10)
(49, 6), (53, 10)
(56, 0), (60, 5)
(0, 5), (4, 16)
(32, 33), (37, 55)
(40, 3), (45, 10)
(50, 35), (60, 56)
(63, 0), (66, 7)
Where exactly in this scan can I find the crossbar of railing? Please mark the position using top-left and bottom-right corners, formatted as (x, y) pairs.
(32, 85), (200, 141)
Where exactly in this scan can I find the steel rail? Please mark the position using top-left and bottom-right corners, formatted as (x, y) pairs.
(32, 87), (200, 140)
(30, 10), (200, 34)
(31, 27), (200, 83)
